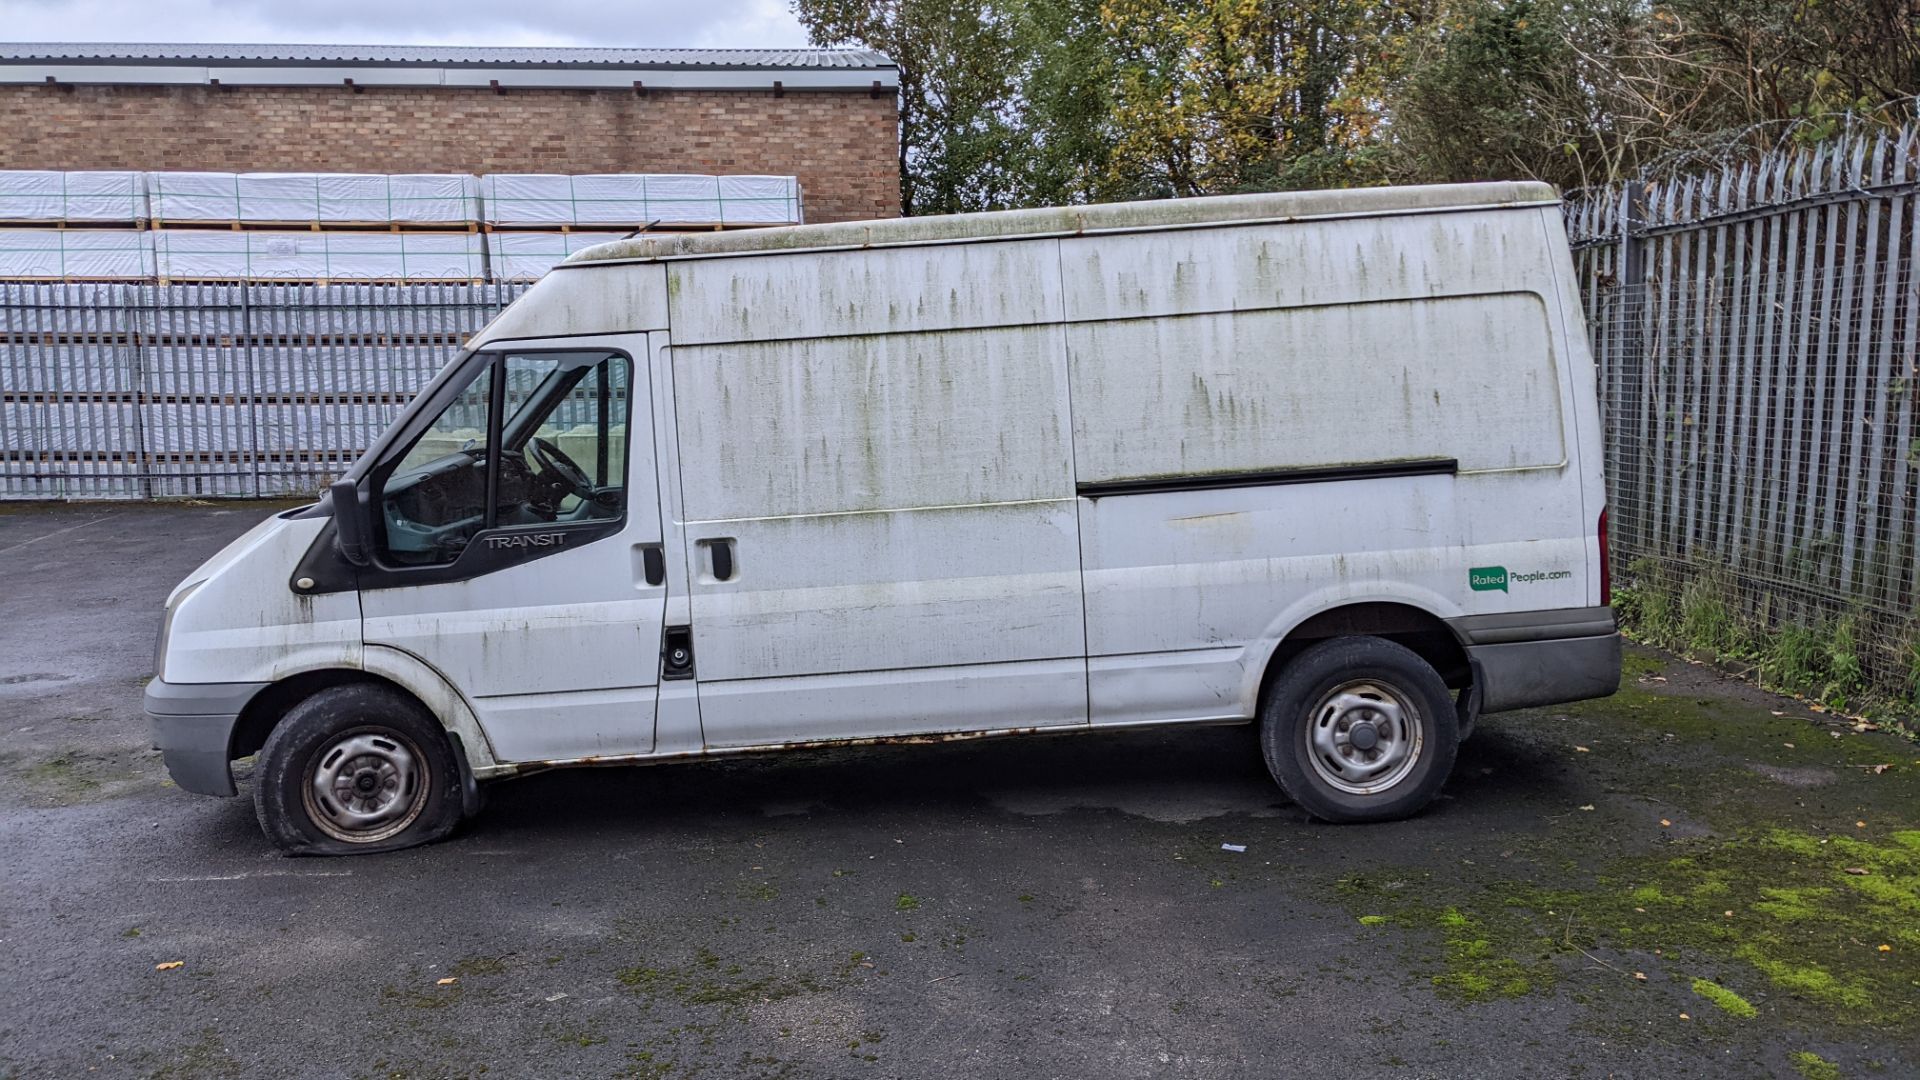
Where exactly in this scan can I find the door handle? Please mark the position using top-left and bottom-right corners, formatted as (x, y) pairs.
(635, 543), (665, 587)
(703, 538), (737, 582)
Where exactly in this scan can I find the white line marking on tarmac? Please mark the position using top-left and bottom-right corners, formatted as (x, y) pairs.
(0, 514), (115, 557)
(146, 871), (355, 882)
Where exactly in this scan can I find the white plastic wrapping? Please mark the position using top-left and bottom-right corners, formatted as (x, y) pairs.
(486, 231), (628, 280)
(0, 230), (153, 279)
(148, 173), (480, 224)
(0, 171), (146, 222)
(153, 231), (487, 282)
(718, 175), (805, 225)
(480, 174), (801, 227)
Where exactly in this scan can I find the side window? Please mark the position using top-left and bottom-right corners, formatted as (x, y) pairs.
(372, 350), (631, 568)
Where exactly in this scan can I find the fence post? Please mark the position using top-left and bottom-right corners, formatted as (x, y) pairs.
(1619, 180), (1647, 287)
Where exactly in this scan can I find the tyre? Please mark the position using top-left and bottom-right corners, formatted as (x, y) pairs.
(1259, 636), (1459, 823)
(253, 683), (464, 855)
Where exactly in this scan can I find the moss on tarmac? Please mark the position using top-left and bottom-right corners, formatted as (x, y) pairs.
(1332, 646), (1918, 1057)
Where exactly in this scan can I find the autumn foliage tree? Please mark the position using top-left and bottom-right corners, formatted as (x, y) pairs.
(793, 0), (1920, 211)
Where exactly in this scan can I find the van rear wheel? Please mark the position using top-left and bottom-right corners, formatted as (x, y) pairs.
(253, 684), (463, 856)
(1259, 637), (1458, 823)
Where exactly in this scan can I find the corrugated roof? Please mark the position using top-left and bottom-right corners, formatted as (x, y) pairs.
(0, 43), (895, 70)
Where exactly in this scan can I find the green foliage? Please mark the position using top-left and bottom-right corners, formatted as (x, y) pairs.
(1678, 569), (1742, 655)
(798, 0), (1919, 208)
(1611, 554), (1897, 712)
(1756, 616), (1866, 709)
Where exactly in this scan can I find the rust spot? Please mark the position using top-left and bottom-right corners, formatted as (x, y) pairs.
(502, 725), (1058, 777)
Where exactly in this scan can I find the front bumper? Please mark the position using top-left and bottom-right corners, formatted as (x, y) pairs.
(1448, 606), (1623, 714)
(145, 679), (269, 797)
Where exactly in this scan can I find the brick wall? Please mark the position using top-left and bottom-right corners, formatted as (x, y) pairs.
(0, 84), (900, 224)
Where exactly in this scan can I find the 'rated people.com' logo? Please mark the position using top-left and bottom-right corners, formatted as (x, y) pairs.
(1470, 566), (1573, 592)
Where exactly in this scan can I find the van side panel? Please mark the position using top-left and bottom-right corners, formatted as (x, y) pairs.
(1062, 210), (1592, 724)
(666, 239), (1090, 747)
(1068, 293), (1566, 480)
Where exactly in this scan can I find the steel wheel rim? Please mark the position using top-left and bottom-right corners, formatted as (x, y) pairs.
(302, 728), (428, 844)
(1304, 679), (1424, 796)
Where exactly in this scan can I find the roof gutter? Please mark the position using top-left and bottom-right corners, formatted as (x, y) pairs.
(0, 63), (901, 92)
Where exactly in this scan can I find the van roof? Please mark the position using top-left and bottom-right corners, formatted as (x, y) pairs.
(563, 181), (1559, 267)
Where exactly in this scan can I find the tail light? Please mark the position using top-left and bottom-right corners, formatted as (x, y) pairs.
(1598, 507), (1611, 607)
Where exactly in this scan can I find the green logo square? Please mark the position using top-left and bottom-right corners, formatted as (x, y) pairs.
(1470, 566), (1508, 592)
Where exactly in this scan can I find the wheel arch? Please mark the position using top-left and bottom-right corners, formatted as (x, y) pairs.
(229, 650), (499, 778)
(1249, 597), (1471, 717)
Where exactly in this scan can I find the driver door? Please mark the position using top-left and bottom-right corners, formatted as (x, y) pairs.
(359, 336), (669, 763)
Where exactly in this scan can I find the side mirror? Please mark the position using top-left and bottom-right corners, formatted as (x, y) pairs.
(329, 478), (372, 567)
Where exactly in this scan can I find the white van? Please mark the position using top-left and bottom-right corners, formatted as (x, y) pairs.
(147, 182), (1620, 854)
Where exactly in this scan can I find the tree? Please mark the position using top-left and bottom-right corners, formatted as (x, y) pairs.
(795, 0), (1029, 215)
(795, 0), (1920, 212)
(1099, 0), (1420, 196)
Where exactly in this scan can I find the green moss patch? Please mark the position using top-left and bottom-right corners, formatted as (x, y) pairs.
(1789, 1050), (1842, 1080)
(614, 944), (852, 1018)
(1330, 650), (1920, 1036)
(1336, 878), (1552, 1002)
(1691, 977), (1757, 1018)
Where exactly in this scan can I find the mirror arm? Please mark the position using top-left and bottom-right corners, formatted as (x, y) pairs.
(329, 478), (372, 567)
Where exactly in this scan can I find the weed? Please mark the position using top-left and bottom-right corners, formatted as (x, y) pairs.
(895, 893), (920, 912)
(1679, 570), (1740, 654)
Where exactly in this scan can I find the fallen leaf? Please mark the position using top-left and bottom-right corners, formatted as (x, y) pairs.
(1660, 819), (1673, 827)
(154, 961), (183, 971)
(1633, 972), (1648, 981)
(1857, 821), (1868, 829)
(1679, 1012), (1692, 1021)
(1634, 906), (1647, 913)
(1724, 911), (1735, 918)
(1881, 945), (1893, 953)
(1870, 764), (1891, 775)
(436, 977), (457, 986)
(1845, 867), (1870, 876)
(1575, 745), (1591, 753)
(1783, 743), (1795, 749)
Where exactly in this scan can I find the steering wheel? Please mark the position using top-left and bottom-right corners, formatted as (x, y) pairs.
(524, 436), (594, 501)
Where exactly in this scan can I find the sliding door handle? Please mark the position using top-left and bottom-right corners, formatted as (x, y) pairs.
(701, 538), (737, 582)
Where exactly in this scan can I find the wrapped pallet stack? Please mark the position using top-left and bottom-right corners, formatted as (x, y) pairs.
(0, 171), (150, 281)
(148, 172), (480, 228)
(480, 173), (802, 280)
(149, 172), (485, 284)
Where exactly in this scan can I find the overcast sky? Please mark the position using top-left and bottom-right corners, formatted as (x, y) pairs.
(0, 0), (812, 50)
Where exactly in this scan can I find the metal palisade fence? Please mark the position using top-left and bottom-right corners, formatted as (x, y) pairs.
(1, 282), (529, 500)
(1566, 122), (1920, 707)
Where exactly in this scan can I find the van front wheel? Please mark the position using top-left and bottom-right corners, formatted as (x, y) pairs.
(1259, 637), (1458, 823)
(253, 684), (463, 855)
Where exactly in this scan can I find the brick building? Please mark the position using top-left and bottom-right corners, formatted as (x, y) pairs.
(0, 44), (900, 224)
